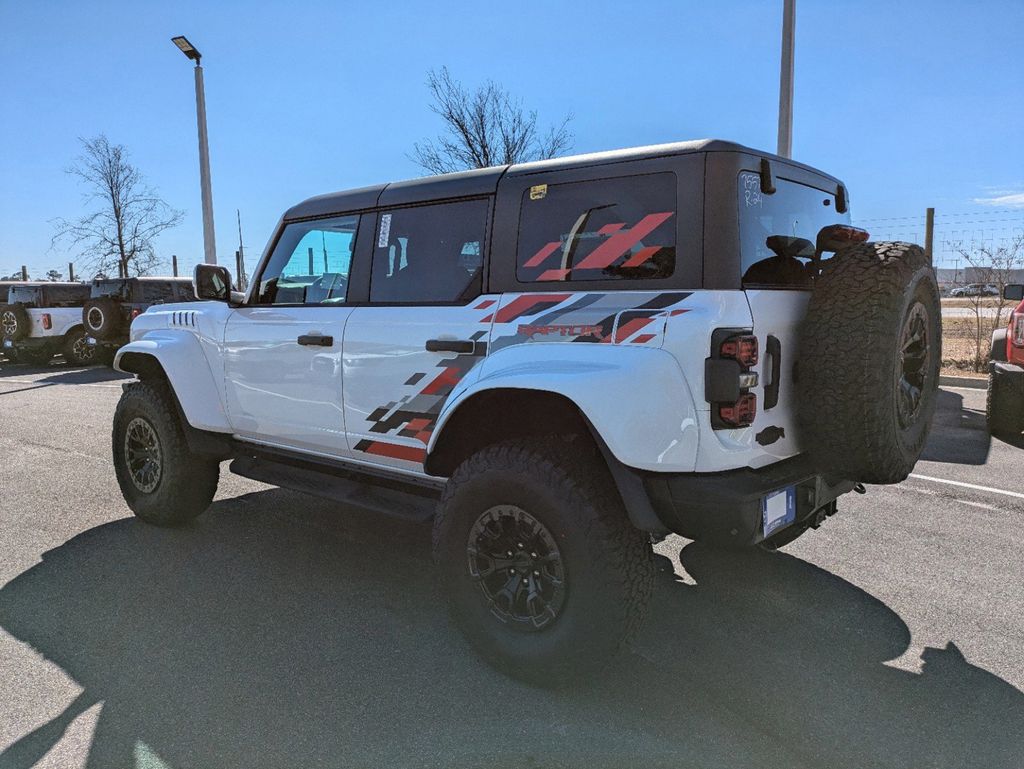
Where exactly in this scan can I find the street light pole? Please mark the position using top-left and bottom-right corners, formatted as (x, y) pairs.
(172, 36), (217, 265)
(777, 0), (796, 158)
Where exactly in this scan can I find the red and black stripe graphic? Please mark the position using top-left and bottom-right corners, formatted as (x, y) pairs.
(569, 291), (690, 344)
(354, 329), (489, 462)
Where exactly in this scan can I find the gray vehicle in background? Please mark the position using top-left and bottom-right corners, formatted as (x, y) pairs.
(82, 277), (198, 359)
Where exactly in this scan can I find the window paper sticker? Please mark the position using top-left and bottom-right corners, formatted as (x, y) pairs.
(741, 172), (763, 208)
(378, 213), (392, 248)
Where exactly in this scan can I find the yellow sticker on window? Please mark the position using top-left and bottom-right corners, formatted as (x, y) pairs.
(529, 184), (548, 201)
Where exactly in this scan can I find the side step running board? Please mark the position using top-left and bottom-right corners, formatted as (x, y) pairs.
(230, 455), (439, 522)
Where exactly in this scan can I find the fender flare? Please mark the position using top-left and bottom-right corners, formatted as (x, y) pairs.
(428, 343), (701, 474)
(114, 331), (231, 433)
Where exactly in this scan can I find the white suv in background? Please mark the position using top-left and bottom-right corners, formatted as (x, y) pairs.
(108, 139), (941, 683)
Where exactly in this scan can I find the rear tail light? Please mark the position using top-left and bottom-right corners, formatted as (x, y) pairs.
(719, 394), (757, 427)
(1013, 313), (1024, 347)
(130, 308), (142, 320)
(41, 313), (52, 330)
(707, 329), (761, 430)
(720, 334), (759, 367)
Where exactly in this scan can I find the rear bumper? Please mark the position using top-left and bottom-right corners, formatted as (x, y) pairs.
(2, 337), (55, 350)
(641, 455), (854, 546)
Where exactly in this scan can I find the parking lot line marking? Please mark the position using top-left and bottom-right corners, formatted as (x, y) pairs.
(909, 473), (1024, 500)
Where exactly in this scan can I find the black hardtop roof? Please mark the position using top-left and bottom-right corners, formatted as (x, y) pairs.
(283, 139), (842, 221)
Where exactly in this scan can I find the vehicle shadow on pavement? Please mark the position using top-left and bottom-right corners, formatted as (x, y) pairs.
(0, 489), (1021, 769)
(919, 388), (992, 465)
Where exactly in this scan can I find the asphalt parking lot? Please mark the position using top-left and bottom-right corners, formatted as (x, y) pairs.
(1, 360), (1022, 769)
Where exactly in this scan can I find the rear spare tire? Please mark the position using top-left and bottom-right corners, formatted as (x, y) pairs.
(0, 303), (31, 341)
(83, 297), (123, 340)
(797, 241), (941, 484)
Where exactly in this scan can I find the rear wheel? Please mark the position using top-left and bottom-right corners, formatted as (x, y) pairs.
(112, 380), (219, 525)
(63, 328), (98, 366)
(433, 438), (654, 685)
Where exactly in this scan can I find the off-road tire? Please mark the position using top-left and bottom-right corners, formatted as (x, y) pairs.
(112, 380), (219, 525)
(433, 437), (654, 686)
(17, 346), (54, 366)
(1, 346), (18, 363)
(83, 297), (123, 340)
(986, 366), (1024, 436)
(63, 327), (98, 366)
(798, 242), (941, 484)
(0, 303), (31, 341)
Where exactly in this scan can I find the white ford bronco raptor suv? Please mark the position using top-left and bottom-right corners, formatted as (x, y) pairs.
(110, 139), (941, 683)
(1, 282), (98, 366)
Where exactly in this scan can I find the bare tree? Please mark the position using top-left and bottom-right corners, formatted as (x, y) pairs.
(411, 67), (573, 174)
(51, 136), (183, 278)
(953, 234), (1024, 370)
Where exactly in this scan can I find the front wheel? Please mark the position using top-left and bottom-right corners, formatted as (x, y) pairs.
(112, 380), (219, 525)
(987, 367), (1024, 436)
(433, 438), (654, 686)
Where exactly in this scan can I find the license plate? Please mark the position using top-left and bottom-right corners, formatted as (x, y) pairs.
(2, 339), (11, 348)
(762, 485), (796, 537)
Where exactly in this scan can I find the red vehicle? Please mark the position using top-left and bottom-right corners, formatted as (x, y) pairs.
(987, 284), (1024, 434)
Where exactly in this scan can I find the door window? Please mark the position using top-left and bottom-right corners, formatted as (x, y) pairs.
(370, 199), (488, 303)
(257, 214), (359, 305)
(516, 173), (677, 283)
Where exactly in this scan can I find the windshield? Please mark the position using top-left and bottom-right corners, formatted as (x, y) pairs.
(738, 173), (849, 289)
(91, 280), (131, 300)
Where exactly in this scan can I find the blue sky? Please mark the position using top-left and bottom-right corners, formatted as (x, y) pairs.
(1, 0), (1022, 278)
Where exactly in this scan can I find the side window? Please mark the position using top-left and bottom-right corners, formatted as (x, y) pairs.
(370, 199), (488, 303)
(139, 282), (178, 304)
(738, 173), (848, 288)
(257, 214), (359, 305)
(516, 173), (677, 283)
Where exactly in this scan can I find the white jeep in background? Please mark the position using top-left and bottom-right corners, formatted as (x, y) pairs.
(0, 282), (99, 366)
(109, 139), (941, 683)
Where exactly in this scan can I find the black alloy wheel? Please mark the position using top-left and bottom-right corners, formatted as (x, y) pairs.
(467, 505), (566, 631)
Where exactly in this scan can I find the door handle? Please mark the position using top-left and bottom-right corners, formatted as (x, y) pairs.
(297, 334), (334, 347)
(765, 335), (782, 410)
(425, 338), (481, 355)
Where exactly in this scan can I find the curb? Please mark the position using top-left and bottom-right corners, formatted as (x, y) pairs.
(939, 375), (987, 390)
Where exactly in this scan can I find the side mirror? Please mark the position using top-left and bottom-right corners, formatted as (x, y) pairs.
(194, 264), (233, 302)
(1003, 284), (1024, 302)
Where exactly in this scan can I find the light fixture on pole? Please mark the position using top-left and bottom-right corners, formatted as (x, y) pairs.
(172, 35), (217, 265)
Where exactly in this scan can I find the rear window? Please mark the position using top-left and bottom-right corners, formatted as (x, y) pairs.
(9, 286), (41, 305)
(738, 173), (849, 288)
(516, 173), (677, 283)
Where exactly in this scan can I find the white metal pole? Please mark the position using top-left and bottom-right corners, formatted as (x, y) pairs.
(777, 0), (796, 158)
(194, 63), (217, 265)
